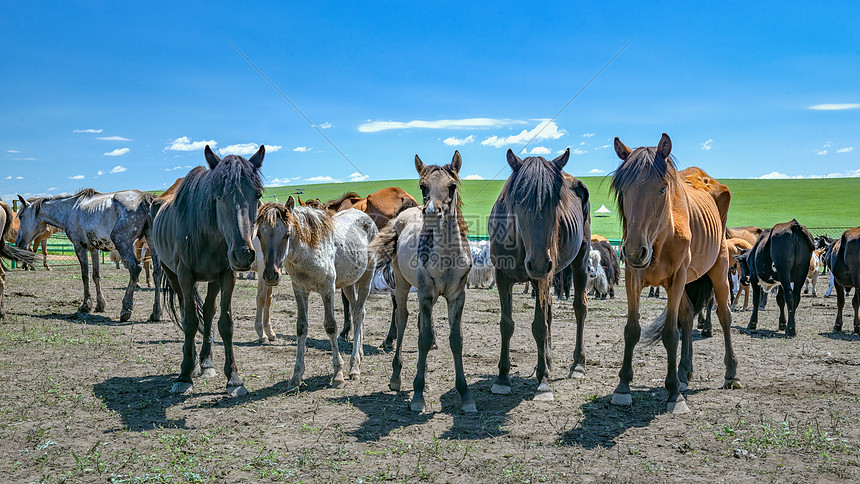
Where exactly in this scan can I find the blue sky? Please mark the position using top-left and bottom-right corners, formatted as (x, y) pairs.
(2, 1), (859, 200)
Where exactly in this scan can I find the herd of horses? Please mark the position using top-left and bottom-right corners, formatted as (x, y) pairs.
(1, 133), (858, 415)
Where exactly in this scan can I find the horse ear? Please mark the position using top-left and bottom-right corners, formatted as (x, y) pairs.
(551, 148), (570, 169)
(204, 145), (221, 169)
(414, 155), (426, 175)
(506, 149), (523, 171)
(286, 196), (295, 210)
(450, 150), (462, 174)
(17, 194), (28, 207)
(249, 145), (265, 169)
(657, 133), (672, 159)
(614, 138), (632, 161)
(296, 196), (304, 206)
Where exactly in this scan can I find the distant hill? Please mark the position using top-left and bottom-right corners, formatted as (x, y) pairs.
(257, 177), (860, 239)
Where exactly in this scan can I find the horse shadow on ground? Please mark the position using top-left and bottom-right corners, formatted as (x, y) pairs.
(93, 374), (192, 432)
(819, 330), (860, 342)
(24, 311), (127, 326)
(559, 387), (706, 449)
(328, 376), (530, 443)
(233, 333), (385, 357)
(733, 325), (791, 339)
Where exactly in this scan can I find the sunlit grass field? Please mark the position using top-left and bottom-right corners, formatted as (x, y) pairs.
(258, 177), (859, 239)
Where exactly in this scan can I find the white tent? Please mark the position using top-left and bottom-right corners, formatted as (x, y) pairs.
(594, 204), (612, 217)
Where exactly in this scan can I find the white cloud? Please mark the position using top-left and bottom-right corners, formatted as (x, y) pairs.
(317, 122), (333, 129)
(464, 174), (484, 180)
(701, 139), (714, 151)
(293, 146), (312, 152)
(481, 120), (565, 148)
(47, 187), (57, 191)
(264, 177), (296, 187)
(3, 176), (9, 179)
(808, 104), (860, 110)
(307, 176), (341, 183)
(579, 141), (586, 146)
(527, 146), (551, 155)
(360, 117), (527, 133)
(757, 170), (860, 179)
(572, 148), (586, 155)
(218, 143), (281, 156)
(837, 147), (854, 153)
(74, 128), (102, 133)
(582, 133), (595, 138)
(758, 172), (791, 179)
(10, 157), (37, 161)
(165, 136), (216, 151)
(110, 165), (127, 173)
(69, 174), (85, 180)
(348, 172), (370, 182)
(97, 170), (105, 176)
(598, 144), (610, 149)
(589, 169), (604, 174)
(817, 150), (828, 156)
(166, 165), (192, 171)
(443, 135), (475, 146)
(104, 147), (130, 156)
(15, 176), (23, 180)
(97, 136), (132, 141)
(7, 149), (20, 153)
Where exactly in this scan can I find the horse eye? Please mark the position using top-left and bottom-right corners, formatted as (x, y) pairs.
(448, 184), (456, 197)
(659, 186), (667, 195)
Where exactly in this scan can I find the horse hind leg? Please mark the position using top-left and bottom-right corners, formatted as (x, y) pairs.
(343, 282), (366, 381)
(852, 289), (860, 334)
(339, 289), (352, 342)
(115, 242), (141, 322)
(322, 287), (346, 389)
(288, 287), (311, 391)
(0, 264), (6, 319)
(74, 246), (93, 313)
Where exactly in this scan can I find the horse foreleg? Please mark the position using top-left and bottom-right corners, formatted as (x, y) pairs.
(834, 281), (846, 332)
(492, 273), (515, 394)
(0, 263), (6, 319)
(90, 249), (107, 313)
(339, 289), (352, 342)
(171, 274), (199, 394)
(748, 283), (761, 329)
(288, 286), (310, 391)
(389, 273), (411, 392)
(447, 288), (475, 412)
(147, 237), (162, 322)
(322, 286), (346, 389)
(531, 279), (553, 401)
(612, 274), (643, 406)
(569, 254), (588, 379)
(254, 276), (275, 343)
(852, 290), (859, 334)
(216, 272), (246, 397)
(116, 242), (140, 322)
(199, 282), (219, 378)
(662, 273), (688, 414)
(40, 237), (50, 270)
(74, 246), (93, 313)
(411, 289), (436, 412)
(382, 292), (397, 350)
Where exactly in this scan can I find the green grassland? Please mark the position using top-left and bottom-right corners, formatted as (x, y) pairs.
(261, 177), (859, 239)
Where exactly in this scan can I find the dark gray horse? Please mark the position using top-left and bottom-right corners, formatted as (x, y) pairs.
(488, 149), (591, 401)
(152, 145), (263, 397)
(16, 189), (161, 322)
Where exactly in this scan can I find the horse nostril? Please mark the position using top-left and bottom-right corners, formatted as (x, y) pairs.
(639, 247), (648, 261)
(620, 245), (627, 260)
(525, 260), (533, 273)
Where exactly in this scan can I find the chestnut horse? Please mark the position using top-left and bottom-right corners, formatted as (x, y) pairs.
(610, 133), (740, 414)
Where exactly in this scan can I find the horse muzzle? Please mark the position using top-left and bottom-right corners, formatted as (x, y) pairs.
(229, 247), (256, 272)
(621, 244), (652, 270)
(263, 267), (280, 286)
(525, 257), (554, 280)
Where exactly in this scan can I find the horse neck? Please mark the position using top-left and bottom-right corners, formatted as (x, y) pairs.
(422, 208), (467, 254)
(36, 198), (76, 231)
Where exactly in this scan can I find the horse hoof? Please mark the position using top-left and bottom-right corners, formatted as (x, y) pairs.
(199, 368), (217, 379)
(747, 323), (757, 330)
(462, 400), (477, 413)
(148, 313), (161, 322)
(120, 311), (131, 323)
(170, 382), (193, 394)
(410, 399), (425, 413)
(534, 383), (554, 401)
(95, 304), (106, 313)
(679, 382), (688, 392)
(701, 329), (712, 338)
(785, 328), (796, 337)
(667, 399), (690, 414)
(389, 381), (401, 392)
(611, 392), (633, 406)
(348, 372), (360, 381)
(78, 305), (91, 314)
(491, 383), (511, 395)
(723, 379), (742, 390)
(286, 380), (301, 393)
(227, 385), (248, 397)
(569, 364), (586, 379)
(266, 334), (277, 342)
(332, 377), (346, 389)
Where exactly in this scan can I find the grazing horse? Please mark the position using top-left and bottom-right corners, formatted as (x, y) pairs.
(610, 133), (739, 414)
(738, 220), (814, 336)
(727, 237), (753, 310)
(16, 189), (160, 322)
(825, 227), (860, 333)
(0, 199), (37, 319)
(5, 216), (59, 271)
(489, 148), (591, 401)
(153, 145), (263, 396)
(255, 199), (377, 389)
(371, 151), (475, 412)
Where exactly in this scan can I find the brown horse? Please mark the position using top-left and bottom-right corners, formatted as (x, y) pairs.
(489, 148), (591, 401)
(5, 214), (59, 271)
(610, 133), (739, 414)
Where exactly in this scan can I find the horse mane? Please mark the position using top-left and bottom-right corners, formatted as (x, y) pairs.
(170, 157), (263, 253)
(324, 191), (361, 210)
(610, 146), (677, 225)
(256, 202), (334, 248)
(417, 163), (469, 236)
(26, 187), (103, 214)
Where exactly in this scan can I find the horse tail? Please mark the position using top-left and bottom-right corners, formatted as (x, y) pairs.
(641, 275), (714, 345)
(369, 218), (399, 270)
(0, 203), (38, 267)
(790, 219), (815, 252)
(162, 276), (205, 335)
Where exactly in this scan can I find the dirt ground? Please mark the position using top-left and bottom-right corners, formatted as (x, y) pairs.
(1, 264), (859, 483)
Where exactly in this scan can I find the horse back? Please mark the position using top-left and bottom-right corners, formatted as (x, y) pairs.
(768, 220), (814, 280)
(832, 227), (860, 288)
